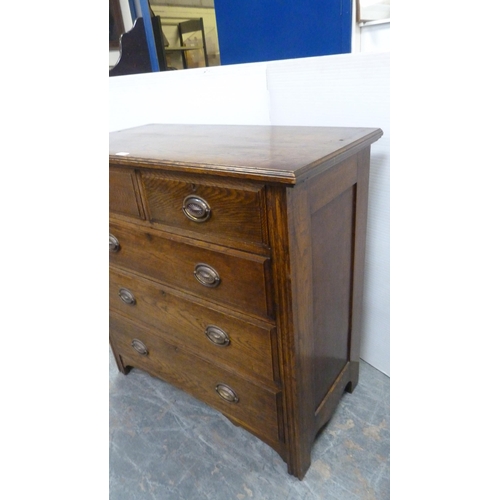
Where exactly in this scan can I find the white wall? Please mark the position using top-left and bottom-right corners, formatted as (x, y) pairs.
(109, 61), (270, 131)
(265, 53), (390, 375)
(109, 51), (390, 376)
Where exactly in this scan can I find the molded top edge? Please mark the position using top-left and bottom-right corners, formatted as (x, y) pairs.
(109, 124), (383, 184)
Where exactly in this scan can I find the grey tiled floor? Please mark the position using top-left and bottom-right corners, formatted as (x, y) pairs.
(110, 350), (389, 499)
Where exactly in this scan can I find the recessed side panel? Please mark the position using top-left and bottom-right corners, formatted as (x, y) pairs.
(310, 186), (355, 411)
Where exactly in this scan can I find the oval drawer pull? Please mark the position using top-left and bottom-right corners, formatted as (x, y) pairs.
(131, 338), (148, 356)
(182, 195), (211, 222)
(118, 288), (136, 305)
(109, 233), (120, 253)
(215, 383), (239, 403)
(205, 325), (230, 347)
(194, 264), (220, 288)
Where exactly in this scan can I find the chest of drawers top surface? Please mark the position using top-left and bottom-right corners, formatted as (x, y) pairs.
(109, 123), (382, 184)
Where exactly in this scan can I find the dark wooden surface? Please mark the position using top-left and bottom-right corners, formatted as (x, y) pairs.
(139, 169), (267, 248)
(109, 221), (273, 319)
(110, 267), (276, 383)
(109, 167), (144, 219)
(109, 124), (382, 479)
(311, 186), (354, 410)
(110, 313), (283, 449)
(109, 124), (383, 184)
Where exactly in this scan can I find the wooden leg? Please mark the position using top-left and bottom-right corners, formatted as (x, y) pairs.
(109, 339), (131, 374)
(286, 449), (312, 480)
(345, 361), (360, 393)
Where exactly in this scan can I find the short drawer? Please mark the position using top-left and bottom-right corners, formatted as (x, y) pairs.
(109, 268), (277, 383)
(139, 170), (267, 247)
(109, 166), (143, 219)
(109, 223), (273, 319)
(110, 313), (282, 447)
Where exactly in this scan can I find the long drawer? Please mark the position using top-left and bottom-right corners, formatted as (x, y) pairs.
(109, 267), (277, 383)
(109, 222), (273, 319)
(110, 313), (282, 447)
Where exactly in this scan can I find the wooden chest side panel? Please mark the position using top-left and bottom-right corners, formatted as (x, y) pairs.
(270, 152), (368, 479)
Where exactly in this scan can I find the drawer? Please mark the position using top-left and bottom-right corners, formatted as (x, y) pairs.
(109, 166), (144, 219)
(109, 223), (273, 319)
(139, 170), (267, 247)
(110, 313), (283, 447)
(109, 268), (277, 383)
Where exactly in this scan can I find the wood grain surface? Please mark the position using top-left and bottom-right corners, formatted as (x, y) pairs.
(109, 124), (383, 479)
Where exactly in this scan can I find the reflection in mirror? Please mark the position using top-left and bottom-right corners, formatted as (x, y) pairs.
(357, 0), (390, 23)
(109, 0), (125, 50)
(110, 0), (389, 75)
(109, 0), (220, 74)
(150, 0), (220, 70)
(109, 0), (134, 69)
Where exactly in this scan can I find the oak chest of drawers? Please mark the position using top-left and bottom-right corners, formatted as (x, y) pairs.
(109, 124), (382, 479)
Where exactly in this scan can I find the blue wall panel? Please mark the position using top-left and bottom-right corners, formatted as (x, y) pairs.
(214, 0), (352, 65)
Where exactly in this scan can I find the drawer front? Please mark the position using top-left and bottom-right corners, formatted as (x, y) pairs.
(110, 313), (282, 446)
(109, 223), (273, 319)
(110, 167), (143, 219)
(140, 171), (267, 246)
(109, 268), (276, 382)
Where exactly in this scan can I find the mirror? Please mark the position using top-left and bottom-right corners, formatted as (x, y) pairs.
(110, 0), (389, 75)
(357, 0), (390, 23)
(109, 0), (220, 73)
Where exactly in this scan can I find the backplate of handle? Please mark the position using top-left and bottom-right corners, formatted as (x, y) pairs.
(131, 338), (148, 356)
(109, 233), (120, 252)
(205, 325), (230, 346)
(182, 195), (211, 222)
(215, 383), (239, 403)
(194, 263), (220, 288)
(119, 288), (136, 305)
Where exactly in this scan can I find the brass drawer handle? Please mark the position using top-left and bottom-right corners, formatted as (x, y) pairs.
(205, 325), (230, 347)
(215, 383), (239, 403)
(131, 338), (148, 356)
(109, 233), (120, 253)
(194, 264), (220, 288)
(182, 195), (211, 222)
(119, 288), (136, 305)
